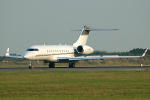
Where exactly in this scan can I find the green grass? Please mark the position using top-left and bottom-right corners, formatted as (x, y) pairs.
(0, 71), (150, 100)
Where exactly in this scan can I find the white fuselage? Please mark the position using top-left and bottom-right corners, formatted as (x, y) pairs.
(23, 45), (94, 62)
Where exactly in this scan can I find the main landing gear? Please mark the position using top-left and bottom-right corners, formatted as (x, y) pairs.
(69, 63), (75, 68)
(28, 62), (75, 69)
(48, 62), (75, 68)
(49, 62), (55, 68)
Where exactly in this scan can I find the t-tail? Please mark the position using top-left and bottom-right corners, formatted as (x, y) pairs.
(73, 26), (91, 46)
(73, 25), (119, 47)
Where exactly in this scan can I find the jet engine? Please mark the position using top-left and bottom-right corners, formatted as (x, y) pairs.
(76, 45), (94, 55)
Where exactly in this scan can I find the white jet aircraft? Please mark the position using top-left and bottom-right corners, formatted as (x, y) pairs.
(6, 26), (148, 69)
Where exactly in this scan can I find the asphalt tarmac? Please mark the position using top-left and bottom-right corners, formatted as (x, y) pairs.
(0, 66), (150, 71)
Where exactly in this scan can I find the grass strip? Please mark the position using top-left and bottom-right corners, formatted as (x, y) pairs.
(0, 70), (150, 100)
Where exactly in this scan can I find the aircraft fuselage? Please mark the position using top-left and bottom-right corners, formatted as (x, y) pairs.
(23, 45), (94, 62)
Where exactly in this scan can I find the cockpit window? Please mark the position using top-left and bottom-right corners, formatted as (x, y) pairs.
(26, 48), (39, 51)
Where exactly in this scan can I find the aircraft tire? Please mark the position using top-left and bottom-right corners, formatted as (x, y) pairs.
(49, 63), (55, 68)
(69, 63), (75, 68)
(29, 66), (32, 69)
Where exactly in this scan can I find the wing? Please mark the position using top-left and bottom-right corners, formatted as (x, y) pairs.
(58, 48), (148, 61)
(6, 55), (23, 58)
(69, 55), (141, 61)
(5, 48), (23, 58)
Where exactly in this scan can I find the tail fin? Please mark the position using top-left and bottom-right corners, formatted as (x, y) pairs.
(73, 25), (119, 46)
(73, 26), (91, 46)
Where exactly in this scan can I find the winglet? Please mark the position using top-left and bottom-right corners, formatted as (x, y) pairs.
(141, 48), (148, 57)
(5, 48), (10, 56)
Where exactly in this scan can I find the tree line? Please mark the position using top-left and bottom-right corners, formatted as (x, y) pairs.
(91, 48), (150, 56)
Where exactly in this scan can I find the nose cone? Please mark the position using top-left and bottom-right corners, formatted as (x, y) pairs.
(23, 52), (33, 60)
(23, 55), (30, 59)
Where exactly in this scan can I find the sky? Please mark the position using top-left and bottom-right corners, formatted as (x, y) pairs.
(0, 0), (150, 56)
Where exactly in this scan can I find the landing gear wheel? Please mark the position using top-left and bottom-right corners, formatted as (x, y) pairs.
(29, 61), (33, 69)
(29, 65), (33, 69)
(69, 63), (75, 68)
(49, 63), (55, 68)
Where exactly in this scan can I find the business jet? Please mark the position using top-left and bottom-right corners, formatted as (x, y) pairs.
(5, 26), (148, 69)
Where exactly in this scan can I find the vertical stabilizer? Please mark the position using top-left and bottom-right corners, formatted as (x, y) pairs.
(73, 26), (91, 46)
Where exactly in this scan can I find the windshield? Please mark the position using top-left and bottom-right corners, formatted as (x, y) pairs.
(26, 48), (39, 51)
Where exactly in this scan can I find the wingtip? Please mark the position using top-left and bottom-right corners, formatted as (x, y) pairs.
(141, 48), (148, 57)
(5, 48), (10, 56)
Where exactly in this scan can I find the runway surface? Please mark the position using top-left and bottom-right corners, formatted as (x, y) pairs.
(0, 66), (150, 71)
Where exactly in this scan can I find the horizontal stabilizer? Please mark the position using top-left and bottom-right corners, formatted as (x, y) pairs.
(72, 29), (119, 31)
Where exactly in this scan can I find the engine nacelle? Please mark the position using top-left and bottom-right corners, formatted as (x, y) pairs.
(76, 45), (94, 55)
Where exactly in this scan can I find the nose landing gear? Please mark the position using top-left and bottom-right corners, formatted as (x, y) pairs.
(29, 61), (33, 69)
